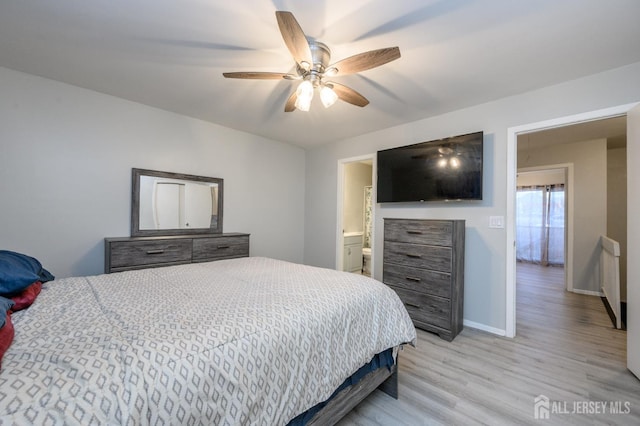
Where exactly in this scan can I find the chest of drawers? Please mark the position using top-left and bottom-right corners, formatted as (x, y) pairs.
(105, 233), (249, 273)
(383, 219), (465, 341)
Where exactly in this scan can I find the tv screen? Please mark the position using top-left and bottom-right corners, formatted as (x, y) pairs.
(377, 131), (483, 202)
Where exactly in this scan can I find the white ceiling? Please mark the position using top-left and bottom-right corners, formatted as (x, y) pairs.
(1, 0), (639, 149)
(518, 116), (627, 151)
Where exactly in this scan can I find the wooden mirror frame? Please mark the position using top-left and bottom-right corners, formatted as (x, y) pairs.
(131, 168), (223, 237)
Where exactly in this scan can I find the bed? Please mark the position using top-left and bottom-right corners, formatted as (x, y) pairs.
(0, 255), (416, 425)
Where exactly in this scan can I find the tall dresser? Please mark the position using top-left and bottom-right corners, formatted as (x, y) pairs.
(383, 219), (465, 341)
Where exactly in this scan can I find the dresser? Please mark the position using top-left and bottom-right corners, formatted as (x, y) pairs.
(383, 219), (464, 341)
(104, 233), (250, 273)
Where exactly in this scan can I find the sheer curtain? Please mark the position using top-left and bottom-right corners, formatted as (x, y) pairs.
(516, 184), (565, 265)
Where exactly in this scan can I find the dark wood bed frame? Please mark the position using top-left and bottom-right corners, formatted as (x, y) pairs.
(307, 359), (398, 425)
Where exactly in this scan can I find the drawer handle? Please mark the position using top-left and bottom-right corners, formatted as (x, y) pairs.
(406, 254), (422, 259)
(407, 230), (423, 235)
(217, 245), (230, 249)
(146, 249), (165, 255)
(404, 302), (421, 309)
(405, 276), (422, 282)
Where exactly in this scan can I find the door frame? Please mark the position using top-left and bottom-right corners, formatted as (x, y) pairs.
(627, 103), (640, 378)
(506, 102), (639, 338)
(336, 154), (376, 272)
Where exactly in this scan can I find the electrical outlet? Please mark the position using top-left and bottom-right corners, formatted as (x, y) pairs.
(489, 216), (505, 229)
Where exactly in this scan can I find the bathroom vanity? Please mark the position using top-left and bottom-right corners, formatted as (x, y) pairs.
(343, 232), (363, 273)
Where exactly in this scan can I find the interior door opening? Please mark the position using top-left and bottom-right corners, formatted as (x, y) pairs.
(336, 155), (375, 276)
(516, 168), (568, 293)
(507, 104), (635, 340)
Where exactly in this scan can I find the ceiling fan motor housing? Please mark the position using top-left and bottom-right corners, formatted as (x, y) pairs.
(303, 40), (332, 86)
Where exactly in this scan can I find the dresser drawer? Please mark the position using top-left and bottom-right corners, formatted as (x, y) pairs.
(192, 235), (249, 261)
(383, 241), (452, 272)
(392, 287), (451, 330)
(109, 239), (192, 269)
(383, 263), (451, 298)
(105, 233), (251, 273)
(384, 219), (453, 246)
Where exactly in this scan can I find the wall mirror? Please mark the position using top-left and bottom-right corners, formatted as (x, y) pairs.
(131, 168), (223, 237)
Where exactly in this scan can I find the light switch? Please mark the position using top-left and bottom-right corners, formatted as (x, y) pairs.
(489, 216), (505, 229)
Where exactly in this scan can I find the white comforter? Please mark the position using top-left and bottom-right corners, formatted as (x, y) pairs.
(0, 257), (416, 425)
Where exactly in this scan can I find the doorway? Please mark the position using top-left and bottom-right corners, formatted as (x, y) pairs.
(516, 167), (569, 293)
(506, 103), (636, 339)
(336, 155), (375, 275)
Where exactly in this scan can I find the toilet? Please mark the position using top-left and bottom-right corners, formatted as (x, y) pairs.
(362, 247), (371, 276)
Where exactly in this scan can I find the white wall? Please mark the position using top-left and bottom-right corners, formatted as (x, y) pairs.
(518, 139), (607, 293)
(608, 147), (628, 301)
(0, 66), (306, 278)
(516, 169), (565, 187)
(303, 61), (640, 333)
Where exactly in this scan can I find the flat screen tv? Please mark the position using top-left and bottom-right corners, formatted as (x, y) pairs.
(377, 131), (483, 203)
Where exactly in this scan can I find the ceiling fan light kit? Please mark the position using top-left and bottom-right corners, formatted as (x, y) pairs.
(223, 11), (401, 112)
(295, 80), (313, 111)
(320, 85), (338, 108)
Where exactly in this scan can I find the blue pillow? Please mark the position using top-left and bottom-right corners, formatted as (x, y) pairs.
(0, 297), (15, 328)
(0, 250), (55, 296)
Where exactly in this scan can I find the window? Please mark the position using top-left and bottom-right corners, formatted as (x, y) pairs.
(516, 184), (565, 265)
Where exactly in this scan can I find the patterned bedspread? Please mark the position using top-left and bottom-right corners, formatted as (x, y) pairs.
(0, 257), (416, 425)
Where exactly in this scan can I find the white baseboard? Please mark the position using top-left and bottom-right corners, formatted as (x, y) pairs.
(571, 288), (604, 297)
(463, 319), (506, 337)
(462, 288), (603, 339)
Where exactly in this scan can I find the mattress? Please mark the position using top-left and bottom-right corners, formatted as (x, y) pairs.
(0, 257), (416, 425)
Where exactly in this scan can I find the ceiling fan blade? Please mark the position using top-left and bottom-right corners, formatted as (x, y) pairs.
(222, 72), (287, 80)
(284, 91), (297, 112)
(327, 47), (401, 76)
(276, 11), (313, 68)
(329, 82), (369, 107)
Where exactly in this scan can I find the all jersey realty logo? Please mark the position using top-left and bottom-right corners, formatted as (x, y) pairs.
(534, 395), (550, 420)
(534, 394), (631, 420)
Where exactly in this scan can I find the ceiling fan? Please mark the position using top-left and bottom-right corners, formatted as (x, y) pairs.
(223, 11), (401, 112)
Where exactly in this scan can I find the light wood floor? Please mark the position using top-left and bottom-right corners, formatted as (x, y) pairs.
(338, 263), (640, 425)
